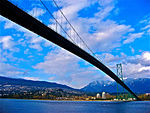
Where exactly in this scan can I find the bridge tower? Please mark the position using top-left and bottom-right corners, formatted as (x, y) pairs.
(116, 63), (125, 100)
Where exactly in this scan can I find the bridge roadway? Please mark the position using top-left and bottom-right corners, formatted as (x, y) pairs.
(0, 0), (141, 100)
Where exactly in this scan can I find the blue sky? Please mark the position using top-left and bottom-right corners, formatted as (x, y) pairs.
(0, 0), (150, 88)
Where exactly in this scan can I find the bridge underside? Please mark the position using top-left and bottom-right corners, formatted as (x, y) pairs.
(0, 0), (140, 100)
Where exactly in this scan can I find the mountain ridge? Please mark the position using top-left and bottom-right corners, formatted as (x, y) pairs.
(81, 78), (150, 94)
(1, 76), (150, 94)
(0, 76), (75, 90)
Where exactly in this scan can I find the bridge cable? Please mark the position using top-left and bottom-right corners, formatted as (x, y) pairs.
(52, 0), (98, 57)
(39, 0), (76, 44)
(41, 0), (110, 68)
(52, 0), (112, 67)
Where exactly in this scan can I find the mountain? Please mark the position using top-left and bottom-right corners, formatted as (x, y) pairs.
(0, 76), (73, 90)
(1, 76), (150, 95)
(81, 78), (150, 94)
(81, 80), (114, 93)
(0, 76), (85, 99)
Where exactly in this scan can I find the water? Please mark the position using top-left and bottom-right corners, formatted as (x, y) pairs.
(0, 99), (150, 113)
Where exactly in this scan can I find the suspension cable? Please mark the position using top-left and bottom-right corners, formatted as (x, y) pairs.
(40, 0), (107, 65)
(52, 0), (97, 57)
(39, 0), (76, 44)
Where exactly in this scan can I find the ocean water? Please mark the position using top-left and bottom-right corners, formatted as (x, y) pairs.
(0, 99), (150, 113)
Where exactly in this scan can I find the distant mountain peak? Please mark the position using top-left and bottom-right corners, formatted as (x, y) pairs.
(89, 81), (100, 86)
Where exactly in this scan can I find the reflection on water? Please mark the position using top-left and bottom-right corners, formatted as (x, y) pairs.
(0, 99), (150, 113)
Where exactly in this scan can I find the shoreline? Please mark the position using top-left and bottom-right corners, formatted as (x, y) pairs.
(1, 98), (148, 101)
(0, 98), (113, 101)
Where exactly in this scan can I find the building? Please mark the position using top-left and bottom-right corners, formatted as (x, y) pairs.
(146, 93), (150, 96)
(96, 93), (101, 99)
(102, 92), (106, 99)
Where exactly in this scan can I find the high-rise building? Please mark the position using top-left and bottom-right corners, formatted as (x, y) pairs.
(96, 93), (101, 98)
(102, 92), (106, 99)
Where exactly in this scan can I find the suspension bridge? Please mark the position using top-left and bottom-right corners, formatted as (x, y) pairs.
(0, 0), (141, 100)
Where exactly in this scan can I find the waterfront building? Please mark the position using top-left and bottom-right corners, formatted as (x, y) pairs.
(102, 92), (106, 99)
(96, 93), (101, 98)
(146, 93), (150, 96)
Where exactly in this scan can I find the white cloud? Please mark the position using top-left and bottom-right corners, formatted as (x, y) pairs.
(139, 15), (150, 35)
(98, 0), (116, 6)
(33, 48), (107, 88)
(24, 49), (30, 54)
(142, 51), (150, 61)
(33, 50), (150, 88)
(1, 16), (50, 51)
(94, 51), (150, 79)
(122, 52), (150, 78)
(29, 44), (42, 51)
(0, 63), (23, 77)
(33, 48), (78, 86)
(88, 20), (133, 51)
(0, 16), (47, 51)
(129, 46), (135, 54)
(55, 0), (97, 19)
(99, 53), (121, 63)
(138, 66), (150, 72)
(28, 36), (51, 51)
(1, 15), (39, 39)
(30, 36), (43, 43)
(123, 32), (144, 44)
(28, 7), (46, 17)
(0, 36), (15, 50)
(4, 21), (15, 29)
(123, 63), (150, 78)
(34, 48), (79, 75)
(141, 25), (150, 30)
(123, 63), (143, 77)
(126, 51), (150, 66)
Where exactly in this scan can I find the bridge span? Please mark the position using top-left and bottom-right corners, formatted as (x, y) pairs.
(0, 0), (141, 100)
